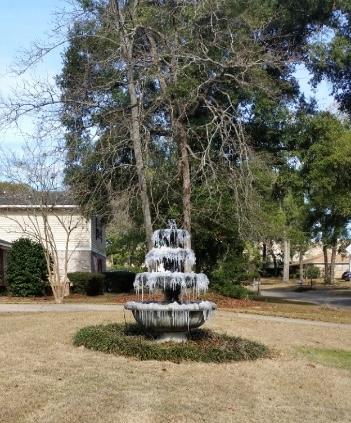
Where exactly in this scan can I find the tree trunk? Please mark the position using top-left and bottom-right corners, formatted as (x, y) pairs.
(109, 0), (153, 249)
(330, 244), (337, 284)
(179, 121), (191, 234)
(323, 245), (330, 284)
(128, 76), (153, 249)
(283, 238), (290, 282)
(146, 31), (192, 236)
(271, 252), (278, 276)
(299, 249), (304, 283)
(262, 242), (267, 262)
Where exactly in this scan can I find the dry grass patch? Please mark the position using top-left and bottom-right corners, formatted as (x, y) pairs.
(227, 301), (351, 324)
(0, 310), (351, 422)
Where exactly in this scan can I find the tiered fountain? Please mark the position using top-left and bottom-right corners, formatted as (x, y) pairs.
(125, 221), (216, 342)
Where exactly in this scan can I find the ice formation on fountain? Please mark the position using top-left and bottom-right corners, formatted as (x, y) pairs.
(125, 220), (216, 342)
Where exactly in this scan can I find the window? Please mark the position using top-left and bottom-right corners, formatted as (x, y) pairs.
(95, 216), (103, 241)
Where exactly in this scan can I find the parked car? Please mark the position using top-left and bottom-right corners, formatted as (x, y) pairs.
(341, 271), (351, 281)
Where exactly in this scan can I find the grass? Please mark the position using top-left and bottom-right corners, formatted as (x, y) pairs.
(1, 310), (351, 422)
(298, 347), (351, 371)
(228, 300), (351, 324)
(74, 323), (269, 363)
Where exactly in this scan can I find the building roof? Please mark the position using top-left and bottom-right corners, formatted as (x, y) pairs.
(0, 192), (77, 208)
(291, 253), (349, 266)
(0, 239), (11, 249)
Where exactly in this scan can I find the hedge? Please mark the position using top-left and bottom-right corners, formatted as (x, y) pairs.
(103, 271), (135, 293)
(68, 272), (105, 296)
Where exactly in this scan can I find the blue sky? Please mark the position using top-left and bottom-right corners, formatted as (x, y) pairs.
(0, 0), (65, 148)
(0, 1), (336, 150)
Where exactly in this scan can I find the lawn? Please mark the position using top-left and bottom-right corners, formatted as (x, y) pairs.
(0, 309), (350, 422)
(298, 347), (351, 371)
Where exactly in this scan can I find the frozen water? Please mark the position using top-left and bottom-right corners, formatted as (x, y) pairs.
(134, 271), (209, 295)
(125, 224), (216, 338)
(125, 301), (216, 329)
(152, 228), (191, 248)
(145, 247), (195, 272)
(125, 300), (215, 311)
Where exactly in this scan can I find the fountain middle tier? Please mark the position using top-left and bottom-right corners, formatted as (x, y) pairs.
(145, 247), (195, 272)
(134, 271), (209, 296)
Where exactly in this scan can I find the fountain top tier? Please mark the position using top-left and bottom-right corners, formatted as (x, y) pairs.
(152, 220), (191, 249)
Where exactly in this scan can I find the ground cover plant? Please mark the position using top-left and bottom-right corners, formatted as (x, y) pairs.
(74, 323), (269, 363)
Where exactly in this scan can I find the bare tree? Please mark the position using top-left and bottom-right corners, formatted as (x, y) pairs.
(0, 0), (291, 248)
(0, 141), (85, 303)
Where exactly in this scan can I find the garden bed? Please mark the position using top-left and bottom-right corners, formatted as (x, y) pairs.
(74, 323), (269, 363)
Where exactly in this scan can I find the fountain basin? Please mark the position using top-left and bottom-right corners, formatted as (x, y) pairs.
(125, 301), (216, 341)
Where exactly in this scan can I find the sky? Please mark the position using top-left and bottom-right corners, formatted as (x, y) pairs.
(0, 1), (336, 152)
(0, 0), (66, 149)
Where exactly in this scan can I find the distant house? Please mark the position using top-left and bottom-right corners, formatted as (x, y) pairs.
(261, 241), (350, 279)
(0, 195), (106, 286)
(291, 245), (350, 279)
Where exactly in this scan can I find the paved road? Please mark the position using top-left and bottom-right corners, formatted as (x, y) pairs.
(0, 303), (350, 329)
(259, 288), (351, 309)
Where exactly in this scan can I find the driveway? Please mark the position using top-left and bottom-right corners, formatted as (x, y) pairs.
(259, 286), (351, 309)
(0, 303), (350, 329)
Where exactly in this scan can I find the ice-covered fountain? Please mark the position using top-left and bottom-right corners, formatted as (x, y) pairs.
(125, 221), (216, 342)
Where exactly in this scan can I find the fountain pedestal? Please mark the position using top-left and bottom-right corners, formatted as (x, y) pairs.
(124, 222), (216, 342)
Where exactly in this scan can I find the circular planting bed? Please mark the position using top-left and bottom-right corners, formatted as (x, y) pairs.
(74, 323), (269, 363)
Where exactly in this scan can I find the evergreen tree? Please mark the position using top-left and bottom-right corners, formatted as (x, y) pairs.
(7, 238), (49, 297)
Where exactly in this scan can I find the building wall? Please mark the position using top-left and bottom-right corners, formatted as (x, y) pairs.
(0, 208), (94, 275)
(0, 209), (91, 251)
(57, 249), (92, 273)
(312, 263), (349, 279)
(0, 208), (107, 275)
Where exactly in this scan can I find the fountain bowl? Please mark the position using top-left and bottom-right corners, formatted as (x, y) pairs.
(124, 301), (216, 342)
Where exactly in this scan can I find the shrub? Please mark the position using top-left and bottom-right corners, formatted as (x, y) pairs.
(74, 323), (269, 363)
(211, 252), (260, 288)
(68, 272), (105, 296)
(6, 238), (48, 297)
(103, 271), (135, 293)
(214, 282), (254, 299)
(305, 265), (320, 287)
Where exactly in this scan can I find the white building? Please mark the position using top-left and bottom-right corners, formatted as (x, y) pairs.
(0, 197), (106, 286)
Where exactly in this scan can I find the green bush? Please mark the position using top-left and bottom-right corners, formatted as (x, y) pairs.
(305, 265), (321, 287)
(211, 252), (259, 287)
(214, 282), (254, 299)
(68, 272), (105, 296)
(103, 271), (135, 293)
(74, 323), (269, 363)
(6, 238), (48, 297)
